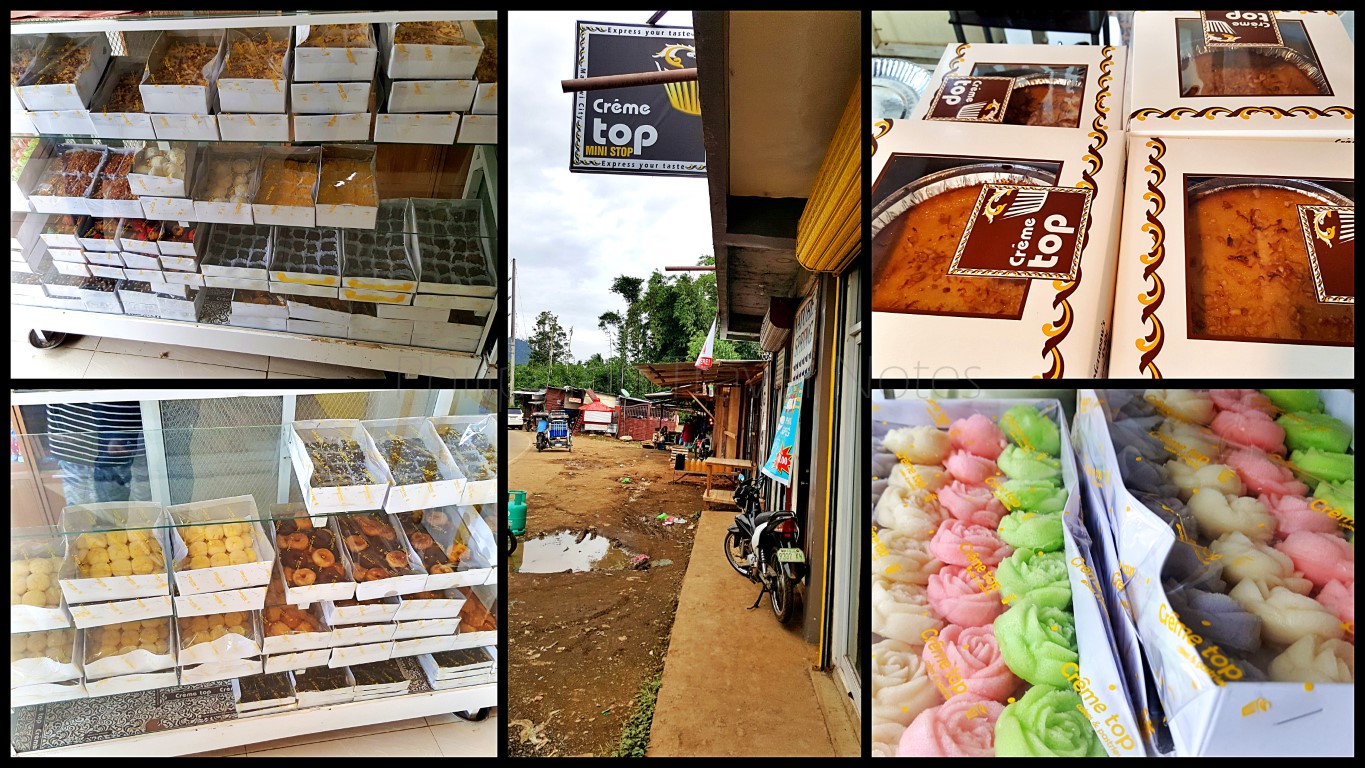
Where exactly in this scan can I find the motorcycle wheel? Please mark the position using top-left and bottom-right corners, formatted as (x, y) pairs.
(770, 563), (795, 623)
(722, 530), (750, 577)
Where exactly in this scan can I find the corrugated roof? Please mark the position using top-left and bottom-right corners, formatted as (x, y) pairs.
(634, 359), (766, 387)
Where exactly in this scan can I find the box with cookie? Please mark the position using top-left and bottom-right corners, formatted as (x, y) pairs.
(271, 513), (355, 605)
(289, 664), (355, 708)
(81, 616), (179, 697)
(334, 511), (427, 600)
(10, 527), (71, 633)
(233, 671), (298, 717)
(10, 627), (80, 689)
(56, 502), (174, 626)
(260, 569), (334, 657)
(348, 658), (410, 699)
(396, 506), (496, 590)
(429, 414), (497, 504)
(176, 609), (261, 667)
(447, 583), (496, 649)
(363, 417), (465, 513)
(321, 594), (401, 627)
(288, 418), (394, 515)
(165, 495), (274, 613)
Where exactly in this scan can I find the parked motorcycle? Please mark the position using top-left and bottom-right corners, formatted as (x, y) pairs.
(723, 472), (805, 623)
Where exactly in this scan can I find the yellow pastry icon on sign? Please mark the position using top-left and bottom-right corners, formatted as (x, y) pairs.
(1241, 697), (1270, 717)
(653, 43), (700, 116)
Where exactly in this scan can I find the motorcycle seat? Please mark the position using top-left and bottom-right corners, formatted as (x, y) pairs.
(736, 510), (774, 532)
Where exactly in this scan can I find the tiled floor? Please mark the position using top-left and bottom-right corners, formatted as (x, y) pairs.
(190, 710), (498, 757)
(9, 327), (384, 379)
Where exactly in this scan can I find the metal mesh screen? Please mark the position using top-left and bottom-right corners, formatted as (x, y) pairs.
(159, 397), (286, 508)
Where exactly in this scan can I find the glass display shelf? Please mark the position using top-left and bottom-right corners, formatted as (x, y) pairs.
(9, 10), (497, 34)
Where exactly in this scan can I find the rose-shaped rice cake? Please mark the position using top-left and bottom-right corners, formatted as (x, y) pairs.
(1290, 448), (1354, 487)
(1212, 409), (1288, 455)
(1228, 579), (1344, 646)
(882, 425), (952, 465)
(1144, 389), (1215, 425)
(948, 414), (1007, 460)
(874, 493), (944, 538)
(1187, 492), (1274, 542)
(996, 548), (1071, 609)
(1259, 493), (1343, 538)
(1133, 492), (1201, 539)
(874, 484), (940, 530)
(993, 597), (1077, 687)
(930, 519), (1013, 568)
(1163, 538), (1229, 594)
(1119, 445), (1177, 497)
(1275, 531), (1353, 590)
(1316, 580), (1353, 639)
(1108, 416), (1169, 462)
(1209, 531), (1312, 594)
(994, 684), (1106, 757)
(920, 624), (1019, 702)
(1210, 388), (1278, 416)
(1168, 460), (1245, 501)
(997, 509), (1064, 554)
(1313, 480), (1354, 523)
(1268, 635), (1355, 683)
(1223, 448), (1309, 497)
(872, 721), (907, 758)
(999, 405), (1060, 457)
(993, 479), (1067, 514)
(899, 695), (1004, 757)
(938, 481), (1008, 528)
(873, 527), (943, 585)
(887, 462), (948, 495)
(996, 445), (1062, 483)
(944, 450), (1002, 485)
(872, 638), (943, 726)
(872, 574), (943, 644)
(1167, 586), (1262, 654)
(1158, 419), (1221, 464)
(1278, 412), (1353, 454)
(1261, 389), (1321, 414)
(927, 566), (1007, 628)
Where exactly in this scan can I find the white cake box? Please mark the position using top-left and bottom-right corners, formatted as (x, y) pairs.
(386, 78), (476, 113)
(328, 640), (393, 668)
(180, 656), (262, 685)
(1108, 136), (1354, 378)
(393, 589), (467, 621)
(11, 679), (87, 706)
(430, 415), (498, 504)
(174, 587), (267, 618)
(178, 614), (262, 665)
(328, 622), (397, 646)
(15, 34), (112, 111)
(10, 533), (73, 633)
(294, 24), (379, 82)
(361, 417), (466, 513)
(322, 595), (400, 627)
(47, 246), (86, 263)
(87, 265), (126, 280)
(52, 261), (90, 277)
(373, 112), (460, 144)
(383, 21), (484, 80)
(430, 508), (497, 590)
(127, 142), (196, 198)
(349, 325), (412, 345)
(260, 607), (333, 655)
(120, 252), (160, 270)
(68, 594), (174, 629)
(11, 110), (38, 138)
(1128, 11), (1354, 140)
(287, 318), (347, 336)
(230, 290), (287, 318)
(166, 495), (276, 595)
(273, 282), (338, 299)
(342, 286), (413, 305)
(34, 216), (79, 251)
(125, 268), (168, 284)
(218, 111), (293, 142)
(252, 146), (320, 227)
(265, 647), (332, 674)
(391, 633), (459, 659)
(288, 419), (393, 515)
(217, 28), (292, 113)
(457, 114), (497, 144)
(472, 81), (497, 114)
(287, 295), (351, 324)
(151, 112), (221, 141)
(292, 80), (372, 114)
(84, 670), (178, 698)
(57, 503), (172, 604)
(31, 109), (97, 136)
(294, 112), (372, 143)
(162, 270), (205, 287)
(140, 196), (197, 221)
(117, 219), (162, 255)
(10, 630), (81, 687)
(82, 620), (177, 679)
(88, 58), (159, 140)
(315, 144), (378, 229)
(273, 519), (356, 607)
(447, 629), (496, 650)
(139, 31), (225, 114)
(393, 618), (458, 641)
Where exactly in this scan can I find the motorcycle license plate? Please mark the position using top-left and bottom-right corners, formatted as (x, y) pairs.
(776, 547), (805, 564)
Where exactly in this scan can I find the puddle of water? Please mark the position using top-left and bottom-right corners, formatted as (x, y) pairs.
(512, 530), (636, 573)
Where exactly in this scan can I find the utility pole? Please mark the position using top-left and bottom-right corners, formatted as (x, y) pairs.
(509, 258), (516, 395)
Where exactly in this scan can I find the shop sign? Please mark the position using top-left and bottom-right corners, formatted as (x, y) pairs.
(791, 293), (818, 382)
(762, 379), (804, 486)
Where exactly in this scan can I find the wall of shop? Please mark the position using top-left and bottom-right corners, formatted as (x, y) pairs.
(799, 274), (842, 646)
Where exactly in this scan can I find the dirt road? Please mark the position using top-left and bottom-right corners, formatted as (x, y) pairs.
(507, 431), (700, 756)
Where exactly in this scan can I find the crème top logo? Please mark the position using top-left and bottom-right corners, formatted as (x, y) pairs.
(926, 76), (1014, 123)
(1299, 205), (1355, 304)
(948, 184), (1094, 281)
(1200, 11), (1285, 47)
(653, 43), (699, 116)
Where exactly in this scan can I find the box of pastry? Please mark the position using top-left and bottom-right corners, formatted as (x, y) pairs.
(408, 197), (496, 297)
(218, 109), (293, 143)
(181, 656), (263, 685)
(117, 218), (162, 256)
(157, 221), (202, 258)
(321, 594), (401, 626)
(10, 35), (44, 111)
(870, 113), (1127, 378)
(327, 639), (393, 668)
(457, 114), (497, 145)
(334, 511), (427, 600)
(85, 670), (179, 699)
(85, 149), (142, 220)
(272, 513), (356, 605)
(203, 224), (272, 282)
(373, 111), (461, 145)
(417, 646), (495, 687)
(397, 506), (496, 590)
(294, 24), (379, 82)
(385, 76), (476, 114)
(57, 502), (172, 604)
(264, 646), (333, 674)
(393, 587), (467, 622)
(1108, 137), (1353, 378)
(192, 148), (262, 225)
(1073, 389), (1355, 756)
(177, 609), (262, 664)
(391, 633), (459, 659)
(1128, 11), (1353, 140)
(128, 143), (195, 199)
(82, 616), (177, 679)
(217, 28), (291, 114)
(30, 107), (97, 137)
(253, 147), (321, 228)
(261, 600), (334, 655)
(329, 620), (398, 647)
(382, 20), (484, 80)
(270, 226), (343, 290)
(472, 81), (496, 115)
(11, 679), (88, 706)
(290, 665), (355, 707)
(363, 417), (466, 512)
(15, 34), (112, 112)
(287, 295), (351, 325)
(288, 419), (394, 515)
(315, 144), (379, 229)
(139, 30), (225, 115)
(166, 495), (276, 596)
(233, 671), (298, 716)
(292, 79), (373, 115)
(429, 415), (498, 504)
(392, 616), (460, 640)
(37, 213), (83, 251)
(11, 528), (72, 632)
(293, 111), (373, 143)
(150, 111), (221, 142)
(10, 628), (81, 688)
(88, 57), (158, 140)
(27, 144), (109, 216)
(446, 584), (496, 649)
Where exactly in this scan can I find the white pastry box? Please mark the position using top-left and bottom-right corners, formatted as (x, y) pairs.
(294, 24), (379, 82)
(286, 318), (346, 334)
(31, 109), (96, 136)
(472, 81), (497, 115)
(264, 647), (332, 674)
(15, 33), (112, 111)
(260, 606), (333, 655)
(392, 617), (459, 640)
(158, 222), (205, 258)
(430, 414), (498, 504)
(337, 515), (427, 602)
(321, 595), (400, 627)
(81, 616), (178, 679)
(218, 110), (293, 142)
(328, 621), (397, 646)
(10, 530), (72, 632)
(328, 640), (393, 668)
(387, 78), (476, 113)
(67, 595), (174, 629)
(274, 283), (339, 299)
(11, 629), (81, 688)
(393, 589), (467, 621)
(288, 418), (393, 515)
(192, 148), (262, 225)
(230, 314), (286, 330)
(457, 114), (497, 144)
(292, 80), (372, 114)
(125, 267), (168, 284)
(52, 261), (90, 277)
(12, 679), (88, 706)
(315, 144), (379, 229)
(361, 416), (466, 513)
(117, 220), (162, 256)
(177, 612), (263, 664)
(447, 628), (496, 650)
(181, 656), (263, 685)
(88, 265), (127, 280)
(391, 633), (458, 659)
(293, 111), (372, 143)
(342, 286), (413, 305)
(174, 586), (267, 618)
(85, 671), (179, 698)
(383, 21), (484, 80)
(287, 295), (351, 325)
(121, 252), (160, 270)
(162, 269), (205, 287)
(151, 112), (221, 142)
(84, 250), (124, 267)
(374, 112), (460, 144)
(348, 324), (412, 345)
(217, 28), (292, 114)
(377, 302), (463, 322)
(11, 110), (39, 138)
(165, 495), (276, 596)
(127, 142), (196, 199)
(76, 218), (120, 252)
(56, 502), (172, 604)
(88, 57), (158, 140)
(140, 196), (197, 222)
(12, 140), (54, 216)
(273, 518), (356, 606)
(252, 145), (320, 227)
(139, 30), (225, 114)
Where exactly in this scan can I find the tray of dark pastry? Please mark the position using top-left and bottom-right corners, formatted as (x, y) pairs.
(430, 646), (493, 670)
(336, 512), (423, 583)
(271, 226), (341, 280)
(273, 516), (348, 587)
(434, 424), (495, 481)
(373, 198), (408, 235)
(235, 671), (295, 705)
(342, 229), (417, 283)
(202, 223), (271, 272)
(455, 587), (496, 632)
(349, 658), (408, 687)
(396, 509), (473, 575)
(42, 214), (87, 236)
(291, 664), (353, 693)
(377, 436), (448, 485)
(302, 435), (377, 488)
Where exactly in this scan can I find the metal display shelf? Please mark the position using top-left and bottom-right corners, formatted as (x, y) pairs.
(15, 682), (496, 757)
(8, 11), (495, 35)
(14, 305), (489, 379)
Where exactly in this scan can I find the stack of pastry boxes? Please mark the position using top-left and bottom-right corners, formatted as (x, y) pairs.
(13, 33), (112, 136)
(216, 27), (293, 142)
(291, 24), (379, 143)
(11, 526), (82, 706)
(392, 198), (497, 352)
(138, 30), (225, 141)
(166, 495), (275, 684)
(374, 19), (486, 144)
(56, 502), (178, 699)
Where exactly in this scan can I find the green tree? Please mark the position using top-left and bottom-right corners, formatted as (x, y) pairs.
(527, 311), (570, 367)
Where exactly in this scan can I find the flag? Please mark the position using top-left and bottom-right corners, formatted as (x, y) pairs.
(695, 317), (716, 370)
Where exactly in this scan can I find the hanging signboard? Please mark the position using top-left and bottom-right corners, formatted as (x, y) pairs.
(790, 293), (818, 382)
(762, 380), (804, 486)
(570, 21), (706, 177)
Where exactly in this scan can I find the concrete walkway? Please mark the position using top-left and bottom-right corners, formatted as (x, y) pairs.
(646, 512), (839, 757)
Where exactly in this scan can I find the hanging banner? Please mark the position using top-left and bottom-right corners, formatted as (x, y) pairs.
(570, 20), (706, 177)
(695, 317), (717, 370)
(790, 293), (818, 382)
(762, 380), (804, 486)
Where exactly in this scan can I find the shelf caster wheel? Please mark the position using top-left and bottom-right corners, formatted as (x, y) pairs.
(454, 707), (489, 722)
(29, 330), (68, 349)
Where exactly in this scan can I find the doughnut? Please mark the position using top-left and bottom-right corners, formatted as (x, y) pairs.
(277, 520), (297, 535)
(344, 535), (369, 553)
(409, 532), (435, 550)
(385, 551), (409, 569)
(358, 517), (386, 537)
(281, 549), (305, 568)
(321, 564), (346, 582)
(429, 563), (454, 574)
(366, 567), (389, 582)
(311, 529), (335, 549)
(283, 566), (295, 582)
(311, 549), (336, 568)
(295, 518), (313, 530)
(378, 526), (396, 542)
(287, 533), (310, 551)
(292, 567), (317, 586)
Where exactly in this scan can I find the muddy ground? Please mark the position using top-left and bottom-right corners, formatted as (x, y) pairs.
(506, 430), (701, 757)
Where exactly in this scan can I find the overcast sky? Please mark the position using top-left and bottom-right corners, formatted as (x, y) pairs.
(509, 10), (712, 361)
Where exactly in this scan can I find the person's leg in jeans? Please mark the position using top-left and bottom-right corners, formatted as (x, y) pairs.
(91, 455), (152, 503)
(58, 461), (99, 506)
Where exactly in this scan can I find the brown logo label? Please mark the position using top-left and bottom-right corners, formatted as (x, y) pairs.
(949, 184), (1093, 281)
(1200, 11), (1284, 47)
(925, 77), (1014, 123)
(1298, 204), (1354, 304)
